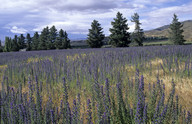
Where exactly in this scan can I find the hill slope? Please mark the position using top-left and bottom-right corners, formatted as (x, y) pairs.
(144, 20), (192, 42)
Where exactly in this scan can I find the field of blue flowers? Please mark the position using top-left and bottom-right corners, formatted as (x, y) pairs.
(0, 45), (192, 123)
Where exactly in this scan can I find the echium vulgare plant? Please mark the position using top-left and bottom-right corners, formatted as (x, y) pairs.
(0, 45), (192, 124)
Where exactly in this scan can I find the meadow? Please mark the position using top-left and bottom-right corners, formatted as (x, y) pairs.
(0, 45), (192, 124)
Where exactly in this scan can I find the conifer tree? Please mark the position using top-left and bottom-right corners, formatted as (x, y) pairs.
(109, 12), (131, 47)
(38, 26), (49, 50)
(87, 20), (105, 48)
(55, 29), (71, 49)
(55, 29), (64, 49)
(0, 40), (3, 52)
(131, 13), (144, 46)
(4, 37), (12, 52)
(32, 32), (39, 50)
(169, 14), (185, 45)
(26, 33), (32, 51)
(11, 35), (19, 51)
(18, 34), (25, 49)
(63, 31), (71, 49)
(48, 25), (57, 49)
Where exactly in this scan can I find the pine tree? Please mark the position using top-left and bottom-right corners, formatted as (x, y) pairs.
(63, 31), (71, 49)
(169, 14), (185, 45)
(4, 37), (12, 52)
(55, 29), (71, 49)
(87, 20), (105, 48)
(26, 33), (32, 51)
(0, 40), (3, 52)
(38, 26), (49, 50)
(11, 35), (19, 51)
(18, 34), (25, 49)
(109, 12), (131, 47)
(32, 32), (39, 50)
(55, 29), (64, 49)
(131, 13), (144, 46)
(48, 26), (57, 49)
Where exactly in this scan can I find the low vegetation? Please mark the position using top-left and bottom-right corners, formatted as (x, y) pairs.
(0, 45), (192, 123)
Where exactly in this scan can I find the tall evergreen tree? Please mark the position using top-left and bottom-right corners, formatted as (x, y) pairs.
(32, 32), (39, 50)
(55, 29), (71, 49)
(4, 37), (12, 52)
(63, 31), (71, 49)
(87, 20), (105, 48)
(169, 14), (185, 45)
(48, 25), (57, 49)
(0, 40), (3, 52)
(109, 12), (131, 47)
(38, 26), (49, 50)
(11, 35), (19, 51)
(18, 34), (25, 49)
(55, 29), (64, 49)
(131, 13), (144, 46)
(26, 33), (32, 51)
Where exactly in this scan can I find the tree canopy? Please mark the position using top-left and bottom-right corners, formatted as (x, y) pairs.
(109, 12), (131, 47)
(87, 20), (105, 48)
(131, 13), (144, 46)
(169, 14), (185, 45)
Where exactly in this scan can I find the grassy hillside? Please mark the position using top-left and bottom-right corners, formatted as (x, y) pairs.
(145, 20), (192, 42)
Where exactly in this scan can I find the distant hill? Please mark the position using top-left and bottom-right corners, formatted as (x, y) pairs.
(144, 20), (192, 42)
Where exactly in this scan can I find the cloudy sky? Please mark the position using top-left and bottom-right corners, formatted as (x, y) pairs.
(0, 0), (192, 40)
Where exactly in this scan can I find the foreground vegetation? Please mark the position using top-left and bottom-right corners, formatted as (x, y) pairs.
(0, 45), (192, 123)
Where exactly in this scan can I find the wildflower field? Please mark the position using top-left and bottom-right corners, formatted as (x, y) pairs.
(0, 45), (192, 124)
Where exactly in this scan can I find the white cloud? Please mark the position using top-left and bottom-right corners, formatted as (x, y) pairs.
(10, 26), (28, 34)
(0, 0), (192, 39)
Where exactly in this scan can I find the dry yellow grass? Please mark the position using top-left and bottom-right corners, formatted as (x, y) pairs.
(124, 58), (192, 112)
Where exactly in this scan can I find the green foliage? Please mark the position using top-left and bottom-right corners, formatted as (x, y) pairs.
(18, 34), (25, 49)
(63, 31), (71, 49)
(0, 40), (3, 52)
(11, 35), (19, 51)
(169, 14), (185, 45)
(26, 33), (32, 51)
(4, 37), (12, 52)
(32, 32), (39, 50)
(131, 13), (144, 46)
(109, 12), (131, 47)
(38, 26), (49, 50)
(55, 29), (71, 49)
(87, 20), (105, 48)
(48, 25), (57, 49)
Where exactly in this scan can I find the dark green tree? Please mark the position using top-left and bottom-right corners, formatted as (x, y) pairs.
(63, 31), (71, 49)
(109, 12), (131, 47)
(32, 32), (39, 50)
(55, 29), (71, 49)
(87, 20), (105, 48)
(11, 35), (19, 51)
(0, 40), (3, 52)
(4, 37), (12, 52)
(169, 14), (185, 45)
(38, 26), (49, 50)
(18, 34), (25, 49)
(131, 13), (144, 46)
(26, 33), (32, 51)
(55, 29), (64, 49)
(48, 25), (57, 49)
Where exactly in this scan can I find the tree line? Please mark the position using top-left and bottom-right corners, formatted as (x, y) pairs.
(86, 12), (185, 48)
(0, 12), (185, 52)
(2, 26), (71, 52)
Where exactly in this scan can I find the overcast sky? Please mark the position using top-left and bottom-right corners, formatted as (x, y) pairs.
(0, 0), (192, 40)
